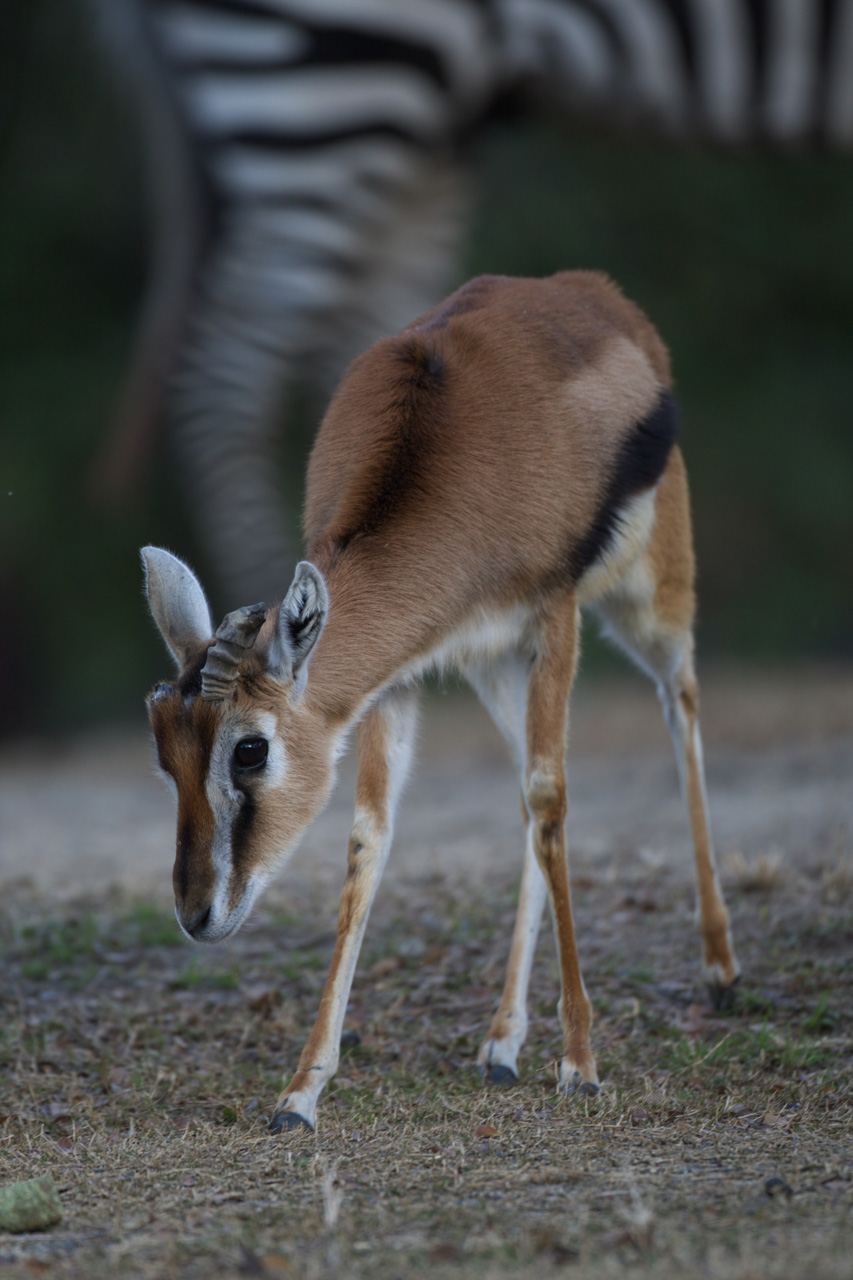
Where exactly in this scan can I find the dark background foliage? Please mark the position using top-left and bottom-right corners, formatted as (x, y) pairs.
(2, 1), (852, 734)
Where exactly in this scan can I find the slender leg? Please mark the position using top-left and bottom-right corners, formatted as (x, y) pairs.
(591, 450), (740, 1007)
(465, 654), (548, 1085)
(478, 814), (548, 1083)
(269, 687), (418, 1133)
(659, 648), (740, 1004)
(524, 595), (599, 1096)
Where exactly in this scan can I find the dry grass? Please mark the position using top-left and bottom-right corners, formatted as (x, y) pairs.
(722, 849), (787, 893)
(1, 858), (851, 1280)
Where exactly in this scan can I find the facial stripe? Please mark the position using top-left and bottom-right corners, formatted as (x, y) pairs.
(150, 687), (220, 919)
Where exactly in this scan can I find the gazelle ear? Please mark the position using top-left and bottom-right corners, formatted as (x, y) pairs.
(141, 546), (213, 668)
(266, 561), (328, 687)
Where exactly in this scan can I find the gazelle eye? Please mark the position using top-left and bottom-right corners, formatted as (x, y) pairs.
(234, 738), (268, 770)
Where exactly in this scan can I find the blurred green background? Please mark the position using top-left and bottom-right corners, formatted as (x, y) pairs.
(2, 1), (852, 737)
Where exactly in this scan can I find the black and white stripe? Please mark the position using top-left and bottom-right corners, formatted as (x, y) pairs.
(99, 0), (853, 604)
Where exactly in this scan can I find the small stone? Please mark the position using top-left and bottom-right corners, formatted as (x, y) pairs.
(0, 1176), (63, 1232)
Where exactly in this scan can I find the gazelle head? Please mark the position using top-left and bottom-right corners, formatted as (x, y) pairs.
(142, 547), (334, 943)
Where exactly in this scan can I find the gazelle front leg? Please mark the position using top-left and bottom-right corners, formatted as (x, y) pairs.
(269, 687), (418, 1133)
(526, 594), (599, 1097)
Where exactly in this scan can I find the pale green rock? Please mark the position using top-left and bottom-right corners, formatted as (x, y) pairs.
(0, 1176), (62, 1233)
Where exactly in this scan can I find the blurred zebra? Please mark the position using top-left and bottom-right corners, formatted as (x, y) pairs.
(95, 0), (853, 604)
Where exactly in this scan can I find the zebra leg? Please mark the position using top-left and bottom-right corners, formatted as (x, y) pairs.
(170, 157), (469, 608)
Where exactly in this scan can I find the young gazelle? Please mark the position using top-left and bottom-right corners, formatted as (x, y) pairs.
(142, 270), (740, 1133)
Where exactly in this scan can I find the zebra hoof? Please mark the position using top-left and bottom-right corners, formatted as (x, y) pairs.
(268, 1109), (314, 1135)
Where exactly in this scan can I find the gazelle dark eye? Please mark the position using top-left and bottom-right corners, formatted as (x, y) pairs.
(234, 738), (268, 770)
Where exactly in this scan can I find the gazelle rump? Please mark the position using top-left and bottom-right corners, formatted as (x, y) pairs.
(142, 270), (740, 1133)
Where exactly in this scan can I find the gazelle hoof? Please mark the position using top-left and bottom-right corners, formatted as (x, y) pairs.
(561, 1079), (600, 1099)
(707, 974), (740, 1012)
(481, 1063), (518, 1088)
(268, 1108), (314, 1134)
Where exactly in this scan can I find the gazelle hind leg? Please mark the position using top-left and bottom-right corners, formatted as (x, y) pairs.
(469, 605), (599, 1096)
(464, 654), (547, 1086)
(591, 451), (740, 1007)
(269, 685), (418, 1133)
(659, 647), (741, 1004)
(479, 810), (548, 1084)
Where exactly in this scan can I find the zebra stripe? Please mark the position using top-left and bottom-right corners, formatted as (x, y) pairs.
(98, 0), (853, 605)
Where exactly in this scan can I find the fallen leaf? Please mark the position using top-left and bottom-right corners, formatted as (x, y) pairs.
(762, 1112), (791, 1128)
(474, 1123), (499, 1139)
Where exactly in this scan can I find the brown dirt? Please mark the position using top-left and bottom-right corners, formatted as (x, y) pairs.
(0, 666), (851, 1278)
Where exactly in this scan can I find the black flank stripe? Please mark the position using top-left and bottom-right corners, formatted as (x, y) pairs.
(570, 390), (679, 582)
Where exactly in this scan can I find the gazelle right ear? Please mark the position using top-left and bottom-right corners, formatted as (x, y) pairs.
(141, 546), (213, 668)
(266, 561), (329, 688)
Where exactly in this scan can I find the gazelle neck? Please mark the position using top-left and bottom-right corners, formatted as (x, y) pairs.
(302, 539), (451, 728)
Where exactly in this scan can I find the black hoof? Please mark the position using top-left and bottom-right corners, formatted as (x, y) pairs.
(268, 1109), (313, 1134)
(483, 1064), (518, 1088)
(707, 974), (741, 1012)
(562, 1079), (600, 1099)
(340, 1029), (361, 1049)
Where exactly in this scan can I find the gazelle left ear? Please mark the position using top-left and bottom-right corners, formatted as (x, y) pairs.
(266, 562), (328, 686)
(141, 546), (213, 668)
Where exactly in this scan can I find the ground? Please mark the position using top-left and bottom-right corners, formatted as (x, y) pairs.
(1, 666), (851, 1279)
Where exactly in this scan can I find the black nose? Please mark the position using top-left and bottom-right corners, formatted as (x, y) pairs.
(185, 905), (212, 938)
